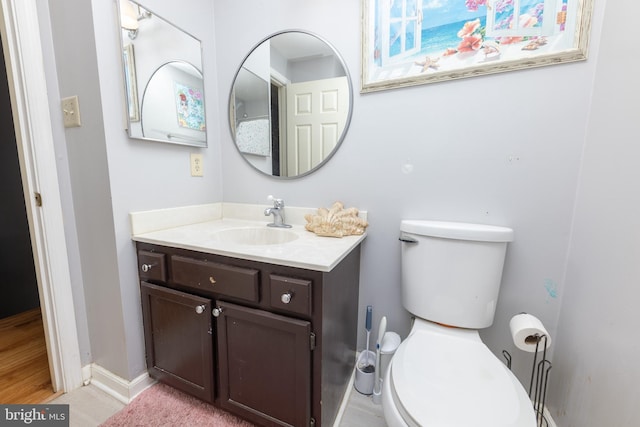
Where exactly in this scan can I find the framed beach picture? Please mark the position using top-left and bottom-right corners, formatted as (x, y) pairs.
(174, 82), (206, 131)
(361, 0), (594, 92)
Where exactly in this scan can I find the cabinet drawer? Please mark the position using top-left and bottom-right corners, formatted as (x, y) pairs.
(270, 275), (312, 316)
(138, 251), (167, 282)
(171, 255), (259, 302)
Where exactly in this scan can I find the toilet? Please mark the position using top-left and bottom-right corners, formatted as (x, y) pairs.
(382, 220), (536, 427)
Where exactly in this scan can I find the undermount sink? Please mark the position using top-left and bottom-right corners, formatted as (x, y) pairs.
(212, 227), (299, 246)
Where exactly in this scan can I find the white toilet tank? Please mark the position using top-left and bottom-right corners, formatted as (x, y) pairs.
(400, 220), (514, 329)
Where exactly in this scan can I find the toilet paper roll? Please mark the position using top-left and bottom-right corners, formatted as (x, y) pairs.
(509, 313), (552, 352)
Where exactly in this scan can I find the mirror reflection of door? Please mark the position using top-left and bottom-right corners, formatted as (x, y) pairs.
(270, 82), (281, 176)
(270, 68), (289, 177)
(285, 77), (349, 176)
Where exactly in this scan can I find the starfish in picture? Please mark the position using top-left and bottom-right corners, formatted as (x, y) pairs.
(415, 56), (440, 72)
(522, 36), (548, 51)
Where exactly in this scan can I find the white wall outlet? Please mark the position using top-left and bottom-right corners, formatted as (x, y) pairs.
(61, 96), (81, 128)
(190, 153), (204, 177)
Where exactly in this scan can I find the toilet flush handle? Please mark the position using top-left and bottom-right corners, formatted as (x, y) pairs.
(398, 233), (418, 244)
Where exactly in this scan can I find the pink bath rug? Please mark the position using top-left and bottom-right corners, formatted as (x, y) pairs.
(100, 383), (255, 426)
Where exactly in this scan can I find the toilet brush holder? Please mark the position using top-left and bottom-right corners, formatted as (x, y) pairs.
(372, 380), (382, 404)
(354, 350), (376, 395)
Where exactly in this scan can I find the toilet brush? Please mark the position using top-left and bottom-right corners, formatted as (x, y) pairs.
(364, 306), (373, 368)
(372, 316), (387, 404)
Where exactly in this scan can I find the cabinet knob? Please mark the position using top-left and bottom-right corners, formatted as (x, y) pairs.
(195, 304), (206, 314)
(212, 307), (223, 317)
(281, 292), (293, 304)
(141, 263), (156, 273)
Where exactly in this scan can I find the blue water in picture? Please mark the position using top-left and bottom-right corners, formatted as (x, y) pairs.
(420, 16), (487, 56)
(390, 16), (488, 59)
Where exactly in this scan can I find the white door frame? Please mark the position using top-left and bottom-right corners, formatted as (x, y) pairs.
(0, 0), (83, 392)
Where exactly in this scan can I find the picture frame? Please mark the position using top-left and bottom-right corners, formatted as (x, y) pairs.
(174, 82), (206, 131)
(123, 44), (140, 122)
(361, 0), (594, 93)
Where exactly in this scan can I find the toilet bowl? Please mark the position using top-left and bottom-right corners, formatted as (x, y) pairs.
(382, 319), (536, 427)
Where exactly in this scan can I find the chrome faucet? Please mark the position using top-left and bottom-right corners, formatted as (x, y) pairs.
(264, 196), (292, 228)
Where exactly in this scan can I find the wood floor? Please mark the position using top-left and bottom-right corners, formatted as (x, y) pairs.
(0, 308), (55, 403)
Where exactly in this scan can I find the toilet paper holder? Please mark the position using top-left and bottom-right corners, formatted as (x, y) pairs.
(503, 334), (552, 427)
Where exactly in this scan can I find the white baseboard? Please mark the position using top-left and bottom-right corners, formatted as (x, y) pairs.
(81, 364), (92, 385)
(85, 363), (155, 404)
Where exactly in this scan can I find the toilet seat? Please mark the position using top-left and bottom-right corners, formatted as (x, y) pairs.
(387, 320), (536, 427)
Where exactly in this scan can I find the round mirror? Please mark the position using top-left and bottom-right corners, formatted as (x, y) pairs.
(141, 61), (206, 145)
(229, 31), (353, 178)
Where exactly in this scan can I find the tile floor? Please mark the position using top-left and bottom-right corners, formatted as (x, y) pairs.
(49, 381), (387, 427)
(49, 385), (126, 427)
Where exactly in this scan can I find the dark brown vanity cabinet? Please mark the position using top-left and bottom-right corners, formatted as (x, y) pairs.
(136, 243), (361, 427)
(140, 281), (214, 403)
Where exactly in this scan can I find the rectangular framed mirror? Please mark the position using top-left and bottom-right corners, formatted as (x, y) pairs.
(118, 0), (207, 147)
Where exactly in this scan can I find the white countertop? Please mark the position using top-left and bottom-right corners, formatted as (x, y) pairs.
(130, 203), (367, 272)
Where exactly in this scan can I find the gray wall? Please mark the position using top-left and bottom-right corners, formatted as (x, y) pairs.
(36, 0), (92, 364)
(46, 0), (127, 376)
(548, 0), (640, 424)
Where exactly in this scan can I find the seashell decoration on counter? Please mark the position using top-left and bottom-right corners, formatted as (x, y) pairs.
(304, 202), (368, 237)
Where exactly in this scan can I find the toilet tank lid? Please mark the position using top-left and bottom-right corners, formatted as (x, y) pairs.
(401, 220), (514, 242)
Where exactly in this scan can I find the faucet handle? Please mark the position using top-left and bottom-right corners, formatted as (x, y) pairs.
(267, 195), (285, 208)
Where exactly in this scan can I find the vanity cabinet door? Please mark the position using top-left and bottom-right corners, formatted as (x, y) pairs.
(141, 281), (214, 403)
(215, 300), (312, 427)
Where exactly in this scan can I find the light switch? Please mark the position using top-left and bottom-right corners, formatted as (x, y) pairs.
(62, 96), (81, 128)
(190, 153), (204, 177)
